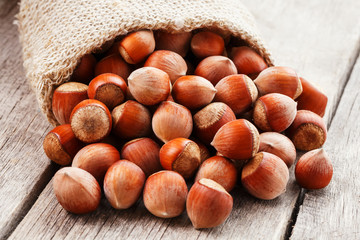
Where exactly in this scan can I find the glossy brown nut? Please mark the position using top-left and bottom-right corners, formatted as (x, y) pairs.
(88, 73), (127, 110)
(52, 82), (88, 125)
(154, 31), (192, 57)
(296, 77), (328, 117)
(143, 170), (188, 218)
(253, 93), (297, 132)
(195, 156), (238, 192)
(195, 56), (237, 85)
(286, 110), (327, 151)
(94, 54), (131, 80)
(112, 100), (151, 139)
(70, 99), (112, 143)
(43, 124), (83, 165)
(104, 160), (146, 209)
(191, 31), (225, 58)
(172, 75), (217, 110)
(121, 138), (162, 177)
(214, 74), (258, 115)
(211, 119), (260, 161)
(241, 152), (289, 200)
(72, 143), (120, 183)
(71, 54), (97, 84)
(159, 138), (201, 179)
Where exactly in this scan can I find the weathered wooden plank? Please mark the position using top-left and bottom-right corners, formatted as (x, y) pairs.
(0, 1), (54, 239)
(290, 54), (360, 239)
(8, 0), (360, 239)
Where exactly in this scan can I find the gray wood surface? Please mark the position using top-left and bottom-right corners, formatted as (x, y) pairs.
(291, 54), (360, 240)
(1, 0), (360, 239)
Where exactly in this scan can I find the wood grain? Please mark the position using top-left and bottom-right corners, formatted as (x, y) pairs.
(7, 0), (360, 239)
(290, 54), (360, 239)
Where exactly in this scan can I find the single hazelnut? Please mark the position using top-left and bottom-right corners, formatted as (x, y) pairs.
(53, 167), (101, 214)
(286, 110), (327, 151)
(159, 138), (201, 179)
(72, 143), (120, 183)
(120, 138), (162, 177)
(259, 132), (296, 168)
(119, 30), (155, 64)
(195, 56), (237, 85)
(70, 99), (112, 143)
(43, 124), (83, 165)
(128, 67), (171, 106)
(193, 102), (236, 144)
(88, 73), (127, 110)
(211, 119), (260, 161)
(52, 82), (88, 125)
(254, 66), (302, 99)
(187, 178), (233, 229)
(71, 54), (97, 84)
(154, 31), (192, 57)
(172, 75), (217, 110)
(241, 152), (289, 200)
(296, 77), (328, 117)
(112, 100), (151, 139)
(144, 50), (187, 84)
(143, 170), (188, 218)
(94, 54), (131, 80)
(253, 93), (297, 132)
(195, 156), (238, 192)
(214, 74), (258, 115)
(190, 31), (225, 58)
(230, 46), (268, 79)
(152, 101), (193, 143)
(104, 160), (146, 209)
(295, 148), (333, 189)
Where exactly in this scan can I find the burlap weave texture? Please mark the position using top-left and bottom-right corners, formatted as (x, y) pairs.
(16, 0), (273, 125)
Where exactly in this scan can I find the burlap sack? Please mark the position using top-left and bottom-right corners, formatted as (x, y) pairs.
(16, 0), (274, 126)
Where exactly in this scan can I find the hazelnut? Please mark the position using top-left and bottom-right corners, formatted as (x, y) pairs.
(94, 54), (131, 80)
(152, 101), (193, 143)
(104, 160), (146, 209)
(119, 30), (155, 64)
(230, 46), (268, 79)
(128, 67), (171, 106)
(253, 93), (297, 132)
(296, 77), (328, 117)
(52, 82), (88, 125)
(211, 119), (260, 161)
(53, 167), (101, 214)
(193, 102), (236, 144)
(172, 75), (217, 110)
(286, 110), (327, 151)
(195, 156), (237, 192)
(214, 74), (258, 115)
(187, 178), (233, 229)
(43, 124), (83, 165)
(295, 148), (333, 189)
(70, 99), (112, 143)
(144, 50), (187, 84)
(143, 170), (188, 218)
(154, 31), (192, 57)
(120, 138), (162, 177)
(259, 132), (296, 168)
(190, 31), (225, 58)
(241, 152), (289, 200)
(112, 100), (151, 139)
(72, 143), (120, 183)
(88, 73), (127, 110)
(71, 54), (97, 84)
(254, 66), (302, 99)
(195, 56), (238, 85)
(159, 138), (201, 179)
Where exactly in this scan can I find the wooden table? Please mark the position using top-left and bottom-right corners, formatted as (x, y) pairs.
(1, 0), (360, 239)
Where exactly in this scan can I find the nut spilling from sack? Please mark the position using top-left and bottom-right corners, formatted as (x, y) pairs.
(44, 29), (332, 229)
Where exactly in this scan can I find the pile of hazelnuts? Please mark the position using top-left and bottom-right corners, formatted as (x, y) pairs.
(43, 29), (333, 229)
